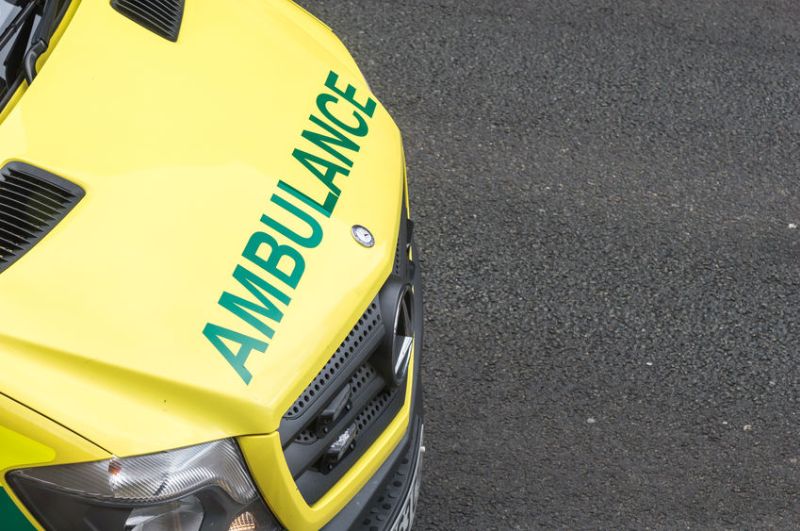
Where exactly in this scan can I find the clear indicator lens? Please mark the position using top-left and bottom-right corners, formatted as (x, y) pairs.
(229, 511), (258, 531)
(125, 496), (203, 531)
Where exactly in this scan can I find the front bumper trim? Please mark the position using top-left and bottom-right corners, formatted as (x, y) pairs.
(323, 416), (424, 531)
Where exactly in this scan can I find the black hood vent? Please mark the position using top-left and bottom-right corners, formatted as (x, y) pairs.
(0, 163), (84, 274)
(111, 0), (185, 42)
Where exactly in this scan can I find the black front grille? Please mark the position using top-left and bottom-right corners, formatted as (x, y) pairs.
(352, 388), (399, 435)
(292, 363), (380, 444)
(285, 302), (381, 420)
(278, 203), (415, 505)
(0, 163), (84, 274)
(111, 0), (185, 41)
(279, 297), (406, 505)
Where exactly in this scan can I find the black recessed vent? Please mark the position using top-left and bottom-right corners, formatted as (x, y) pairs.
(111, 0), (185, 42)
(284, 301), (382, 420)
(0, 163), (84, 274)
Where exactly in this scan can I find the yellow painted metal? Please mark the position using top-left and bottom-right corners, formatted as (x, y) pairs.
(0, 394), (109, 530)
(0, 1), (410, 527)
(0, 0), (404, 455)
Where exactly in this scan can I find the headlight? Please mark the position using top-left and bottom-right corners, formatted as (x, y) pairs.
(7, 439), (281, 531)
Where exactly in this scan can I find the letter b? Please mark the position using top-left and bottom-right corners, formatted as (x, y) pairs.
(243, 232), (305, 289)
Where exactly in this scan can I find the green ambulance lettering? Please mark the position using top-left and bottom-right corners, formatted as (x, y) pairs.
(260, 193), (324, 249)
(302, 114), (360, 167)
(324, 71), (377, 119)
(277, 180), (336, 219)
(291, 148), (349, 197)
(218, 265), (290, 340)
(205, 70), (377, 384)
(244, 231), (305, 289)
(202, 324), (268, 385)
(315, 93), (369, 137)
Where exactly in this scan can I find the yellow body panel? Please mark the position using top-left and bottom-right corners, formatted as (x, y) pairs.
(0, 1), (414, 528)
(0, 394), (109, 530)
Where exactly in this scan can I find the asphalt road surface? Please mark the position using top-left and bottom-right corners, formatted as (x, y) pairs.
(298, 1), (800, 528)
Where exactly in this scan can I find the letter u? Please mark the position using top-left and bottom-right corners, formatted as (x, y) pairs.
(260, 193), (324, 249)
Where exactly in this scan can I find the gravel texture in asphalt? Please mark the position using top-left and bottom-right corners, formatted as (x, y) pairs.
(298, 1), (800, 528)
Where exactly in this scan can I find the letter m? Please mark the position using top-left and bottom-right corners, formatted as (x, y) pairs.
(218, 265), (291, 339)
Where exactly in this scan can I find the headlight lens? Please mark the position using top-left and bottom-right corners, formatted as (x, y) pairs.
(7, 439), (281, 531)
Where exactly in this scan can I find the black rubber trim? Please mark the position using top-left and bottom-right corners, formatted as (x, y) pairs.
(393, 202), (411, 278)
(352, 417), (423, 531)
(0, 0), (72, 112)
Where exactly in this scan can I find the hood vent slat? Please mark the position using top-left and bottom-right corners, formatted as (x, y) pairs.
(111, 0), (185, 42)
(0, 163), (84, 274)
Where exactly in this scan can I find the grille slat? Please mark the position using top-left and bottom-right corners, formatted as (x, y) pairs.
(1, 180), (69, 211)
(0, 220), (37, 241)
(118, 5), (172, 33)
(0, 187), (62, 218)
(0, 197), (54, 226)
(0, 235), (24, 251)
(6, 172), (74, 202)
(0, 224), (34, 246)
(0, 211), (43, 237)
(111, 0), (185, 42)
(119, 0), (181, 25)
(0, 163), (84, 273)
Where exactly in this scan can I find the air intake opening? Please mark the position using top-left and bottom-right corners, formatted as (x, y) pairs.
(111, 0), (185, 42)
(0, 162), (84, 274)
